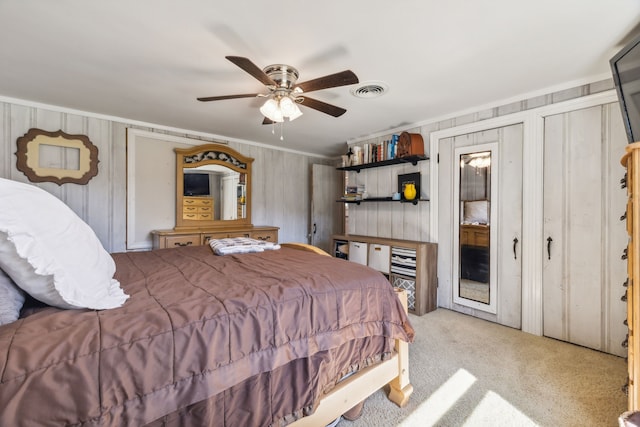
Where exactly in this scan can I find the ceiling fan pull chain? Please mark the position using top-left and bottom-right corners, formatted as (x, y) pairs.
(280, 122), (284, 141)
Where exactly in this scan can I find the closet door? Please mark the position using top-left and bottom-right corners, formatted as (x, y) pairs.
(441, 124), (523, 328)
(543, 104), (627, 356)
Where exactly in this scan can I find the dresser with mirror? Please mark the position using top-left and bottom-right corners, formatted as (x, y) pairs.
(151, 143), (278, 249)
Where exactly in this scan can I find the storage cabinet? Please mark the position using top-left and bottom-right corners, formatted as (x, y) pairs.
(622, 142), (640, 411)
(332, 234), (437, 315)
(152, 226), (279, 249)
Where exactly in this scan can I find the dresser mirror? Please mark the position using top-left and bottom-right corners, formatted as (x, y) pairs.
(175, 144), (253, 230)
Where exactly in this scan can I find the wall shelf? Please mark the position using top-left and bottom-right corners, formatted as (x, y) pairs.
(337, 197), (429, 206)
(336, 154), (428, 173)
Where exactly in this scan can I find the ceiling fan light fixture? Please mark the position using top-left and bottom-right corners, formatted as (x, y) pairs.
(287, 103), (303, 121)
(279, 96), (296, 115)
(260, 98), (283, 122)
(272, 108), (284, 122)
(280, 96), (303, 121)
(198, 57), (358, 128)
(261, 95), (303, 122)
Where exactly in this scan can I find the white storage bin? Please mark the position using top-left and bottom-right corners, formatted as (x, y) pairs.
(348, 241), (368, 266)
(368, 244), (390, 274)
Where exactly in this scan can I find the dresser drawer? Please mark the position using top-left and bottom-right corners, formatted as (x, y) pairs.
(251, 230), (277, 242)
(165, 235), (200, 247)
(183, 197), (213, 207)
(227, 231), (252, 238)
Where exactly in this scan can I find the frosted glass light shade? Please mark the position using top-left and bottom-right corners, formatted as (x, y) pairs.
(260, 96), (302, 122)
(260, 99), (283, 122)
(288, 104), (303, 121)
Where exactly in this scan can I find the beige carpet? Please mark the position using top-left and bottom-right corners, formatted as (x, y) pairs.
(340, 308), (627, 427)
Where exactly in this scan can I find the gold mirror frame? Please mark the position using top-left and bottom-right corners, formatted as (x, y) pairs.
(15, 128), (99, 185)
(175, 143), (253, 230)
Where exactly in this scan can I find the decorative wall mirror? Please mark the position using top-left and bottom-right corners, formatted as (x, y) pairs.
(175, 144), (253, 230)
(452, 143), (498, 313)
(16, 128), (99, 185)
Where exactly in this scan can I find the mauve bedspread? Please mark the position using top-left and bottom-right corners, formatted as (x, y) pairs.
(0, 246), (414, 427)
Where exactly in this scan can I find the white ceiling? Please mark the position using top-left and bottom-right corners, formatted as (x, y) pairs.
(0, 1), (639, 157)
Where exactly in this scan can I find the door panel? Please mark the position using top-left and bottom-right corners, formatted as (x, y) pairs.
(496, 124), (524, 329)
(543, 104), (627, 356)
(444, 124), (523, 328)
(311, 164), (343, 253)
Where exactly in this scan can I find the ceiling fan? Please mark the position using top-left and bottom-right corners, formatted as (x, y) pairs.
(197, 56), (359, 125)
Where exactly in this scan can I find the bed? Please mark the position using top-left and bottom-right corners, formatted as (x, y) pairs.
(0, 179), (414, 427)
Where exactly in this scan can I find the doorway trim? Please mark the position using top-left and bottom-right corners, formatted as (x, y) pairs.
(429, 89), (619, 335)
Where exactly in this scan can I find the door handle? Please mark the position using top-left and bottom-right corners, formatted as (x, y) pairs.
(513, 237), (518, 260)
(547, 237), (553, 260)
(313, 223), (317, 234)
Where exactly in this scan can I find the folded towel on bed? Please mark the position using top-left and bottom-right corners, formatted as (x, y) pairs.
(209, 237), (281, 255)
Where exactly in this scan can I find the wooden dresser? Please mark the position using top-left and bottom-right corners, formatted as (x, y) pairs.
(154, 143), (279, 251)
(152, 226), (279, 249)
(622, 141), (640, 411)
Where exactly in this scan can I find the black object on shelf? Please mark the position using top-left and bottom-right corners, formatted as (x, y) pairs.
(336, 155), (428, 172)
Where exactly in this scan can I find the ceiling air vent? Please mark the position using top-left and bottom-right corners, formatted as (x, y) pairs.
(350, 81), (389, 99)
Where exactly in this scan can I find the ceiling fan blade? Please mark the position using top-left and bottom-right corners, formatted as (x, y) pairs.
(294, 70), (358, 93)
(299, 96), (347, 117)
(262, 117), (275, 125)
(197, 93), (259, 102)
(226, 56), (277, 87)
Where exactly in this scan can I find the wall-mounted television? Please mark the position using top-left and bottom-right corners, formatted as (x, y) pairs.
(611, 32), (640, 143)
(184, 173), (210, 196)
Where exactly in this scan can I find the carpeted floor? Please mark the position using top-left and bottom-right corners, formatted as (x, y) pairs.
(340, 308), (627, 427)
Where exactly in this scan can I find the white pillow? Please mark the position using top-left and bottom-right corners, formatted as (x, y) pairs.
(463, 200), (489, 224)
(0, 178), (129, 310)
(0, 268), (25, 325)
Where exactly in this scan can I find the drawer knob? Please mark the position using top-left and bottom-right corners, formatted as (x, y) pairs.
(174, 241), (193, 247)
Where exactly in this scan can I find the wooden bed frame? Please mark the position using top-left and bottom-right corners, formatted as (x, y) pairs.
(281, 243), (413, 426)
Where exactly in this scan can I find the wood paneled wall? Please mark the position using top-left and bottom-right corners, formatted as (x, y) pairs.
(345, 79), (616, 243)
(0, 101), (324, 252)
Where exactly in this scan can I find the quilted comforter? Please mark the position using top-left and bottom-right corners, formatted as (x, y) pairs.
(0, 245), (414, 426)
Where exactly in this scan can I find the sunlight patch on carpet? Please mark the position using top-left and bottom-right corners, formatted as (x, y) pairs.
(463, 390), (538, 426)
(399, 369), (476, 427)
